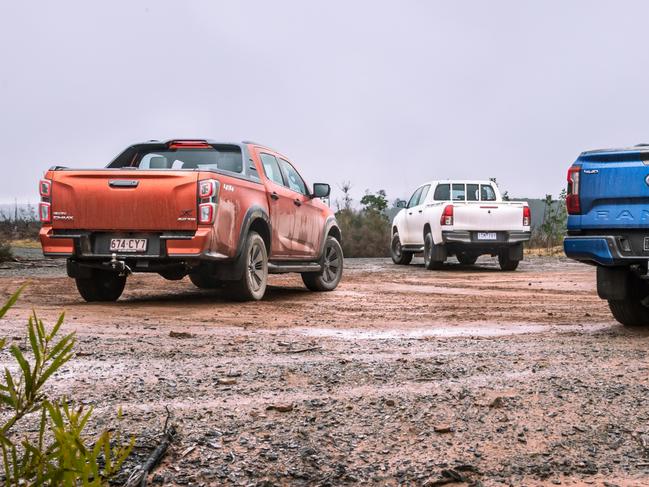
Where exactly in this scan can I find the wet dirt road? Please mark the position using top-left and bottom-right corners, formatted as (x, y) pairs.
(1, 253), (649, 486)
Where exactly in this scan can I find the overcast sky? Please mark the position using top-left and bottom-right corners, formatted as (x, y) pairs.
(2, 0), (649, 206)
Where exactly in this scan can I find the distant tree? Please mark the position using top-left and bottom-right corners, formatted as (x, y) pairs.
(337, 181), (353, 212)
(360, 189), (388, 213)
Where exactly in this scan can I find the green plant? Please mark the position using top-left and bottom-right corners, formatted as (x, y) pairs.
(0, 287), (133, 485)
(0, 239), (12, 263)
(540, 189), (568, 250)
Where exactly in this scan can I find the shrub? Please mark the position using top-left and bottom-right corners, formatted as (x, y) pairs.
(0, 240), (12, 263)
(0, 287), (133, 485)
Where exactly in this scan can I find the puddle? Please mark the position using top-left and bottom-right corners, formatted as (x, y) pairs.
(298, 322), (612, 340)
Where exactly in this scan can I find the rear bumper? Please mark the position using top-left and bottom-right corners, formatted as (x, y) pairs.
(564, 234), (649, 266)
(39, 226), (229, 261)
(442, 230), (531, 245)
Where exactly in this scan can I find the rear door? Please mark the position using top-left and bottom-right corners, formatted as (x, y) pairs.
(50, 170), (199, 231)
(258, 152), (295, 258)
(277, 158), (321, 258)
(407, 184), (431, 244)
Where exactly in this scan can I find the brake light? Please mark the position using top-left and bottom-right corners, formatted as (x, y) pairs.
(39, 202), (51, 223)
(169, 140), (211, 149)
(39, 179), (51, 198)
(566, 165), (581, 214)
(199, 179), (218, 199)
(523, 206), (531, 227)
(198, 203), (216, 224)
(440, 205), (454, 226)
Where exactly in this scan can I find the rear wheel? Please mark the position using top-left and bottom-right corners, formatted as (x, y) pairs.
(423, 233), (445, 270)
(189, 272), (222, 289)
(457, 253), (478, 265)
(225, 232), (268, 301)
(498, 252), (520, 271)
(75, 269), (126, 302)
(302, 236), (343, 291)
(608, 299), (649, 327)
(390, 233), (413, 265)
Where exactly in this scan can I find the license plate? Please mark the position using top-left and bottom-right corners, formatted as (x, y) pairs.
(109, 238), (148, 253)
(477, 232), (497, 240)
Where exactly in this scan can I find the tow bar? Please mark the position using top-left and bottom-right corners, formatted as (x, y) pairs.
(110, 253), (132, 276)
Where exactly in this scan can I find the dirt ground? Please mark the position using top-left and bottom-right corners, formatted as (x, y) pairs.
(2, 248), (649, 486)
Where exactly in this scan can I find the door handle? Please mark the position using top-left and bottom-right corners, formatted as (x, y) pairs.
(270, 192), (279, 201)
(408, 212), (412, 215)
(293, 198), (302, 207)
(418, 210), (423, 213)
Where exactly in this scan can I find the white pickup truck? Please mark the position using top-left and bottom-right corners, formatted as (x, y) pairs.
(390, 180), (531, 270)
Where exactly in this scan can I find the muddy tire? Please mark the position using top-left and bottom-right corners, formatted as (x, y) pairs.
(189, 272), (221, 289)
(498, 252), (520, 271)
(302, 236), (343, 292)
(457, 254), (478, 265)
(225, 231), (268, 301)
(75, 269), (126, 302)
(390, 233), (412, 265)
(608, 298), (649, 327)
(423, 233), (445, 270)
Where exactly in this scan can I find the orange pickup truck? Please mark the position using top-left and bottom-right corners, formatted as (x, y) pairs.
(39, 140), (343, 301)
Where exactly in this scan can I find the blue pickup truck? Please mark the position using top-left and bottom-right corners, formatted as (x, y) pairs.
(564, 145), (649, 326)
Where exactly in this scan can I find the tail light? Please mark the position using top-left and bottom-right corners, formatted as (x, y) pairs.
(169, 140), (211, 149)
(39, 179), (51, 198)
(523, 206), (531, 227)
(198, 179), (220, 224)
(440, 205), (454, 226)
(39, 202), (51, 223)
(198, 203), (216, 224)
(567, 165), (581, 214)
(199, 179), (218, 199)
(39, 178), (52, 223)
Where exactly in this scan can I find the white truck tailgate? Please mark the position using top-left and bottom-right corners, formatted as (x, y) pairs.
(453, 203), (525, 231)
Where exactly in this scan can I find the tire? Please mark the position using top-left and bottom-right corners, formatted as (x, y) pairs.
(189, 272), (222, 289)
(608, 299), (649, 327)
(302, 236), (344, 291)
(390, 233), (413, 265)
(225, 232), (268, 301)
(423, 233), (445, 270)
(75, 269), (126, 302)
(457, 254), (478, 265)
(498, 252), (520, 271)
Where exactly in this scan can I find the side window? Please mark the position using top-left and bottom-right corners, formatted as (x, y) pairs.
(481, 184), (497, 201)
(260, 153), (284, 186)
(452, 183), (466, 201)
(407, 187), (423, 208)
(467, 184), (479, 201)
(433, 184), (450, 201)
(418, 185), (430, 205)
(279, 159), (307, 195)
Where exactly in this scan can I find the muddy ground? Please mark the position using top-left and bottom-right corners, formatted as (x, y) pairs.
(1, 248), (649, 486)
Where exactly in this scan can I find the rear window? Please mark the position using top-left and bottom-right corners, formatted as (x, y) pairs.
(467, 184), (479, 201)
(433, 184), (450, 200)
(481, 184), (496, 201)
(452, 184), (465, 201)
(109, 144), (244, 175)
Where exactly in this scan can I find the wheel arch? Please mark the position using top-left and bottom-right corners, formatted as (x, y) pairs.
(236, 206), (272, 258)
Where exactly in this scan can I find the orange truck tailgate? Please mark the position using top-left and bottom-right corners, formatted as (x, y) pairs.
(50, 170), (199, 231)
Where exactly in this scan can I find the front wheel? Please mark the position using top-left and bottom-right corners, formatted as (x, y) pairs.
(75, 269), (126, 302)
(390, 233), (413, 265)
(498, 252), (520, 271)
(302, 237), (344, 291)
(423, 233), (445, 270)
(225, 232), (268, 301)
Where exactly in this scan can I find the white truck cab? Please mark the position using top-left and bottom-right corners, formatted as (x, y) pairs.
(391, 180), (531, 270)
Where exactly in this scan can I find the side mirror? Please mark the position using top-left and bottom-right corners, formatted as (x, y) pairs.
(312, 183), (330, 199)
(396, 200), (407, 208)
